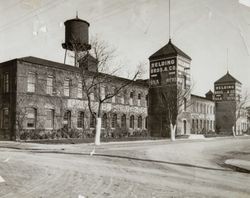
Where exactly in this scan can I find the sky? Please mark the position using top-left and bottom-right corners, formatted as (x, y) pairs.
(0, 0), (250, 96)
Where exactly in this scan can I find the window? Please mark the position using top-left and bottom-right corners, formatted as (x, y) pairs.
(102, 113), (107, 128)
(90, 92), (95, 101)
(130, 115), (134, 129)
(3, 73), (9, 93)
(184, 98), (187, 111)
(120, 95), (125, 104)
(145, 116), (148, 129)
(27, 72), (36, 92)
(46, 76), (53, 95)
(77, 80), (83, 98)
(129, 92), (134, 105)
(121, 114), (126, 128)
(26, 108), (36, 128)
(45, 109), (54, 129)
(112, 87), (116, 103)
(90, 113), (96, 128)
(100, 87), (105, 100)
(183, 75), (187, 89)
(138, 116), (142, 129)
(1, 108), (9, 129)
(77, 112), (84, 128)
(138, 93), (141, 106)
(146, 94), (149, 106)
(63, 111), (71, 128)
(64, 79), (70, 96)
(111, 114), (117, 128)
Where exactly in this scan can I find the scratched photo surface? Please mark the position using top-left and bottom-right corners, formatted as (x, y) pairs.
(0, 0), (250, 198)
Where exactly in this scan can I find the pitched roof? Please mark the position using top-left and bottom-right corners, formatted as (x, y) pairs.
(149, 39), (191, 61)
(206, 90), (213, 95)
(215, 71), (241, 84)
(16, 56), (148, 87)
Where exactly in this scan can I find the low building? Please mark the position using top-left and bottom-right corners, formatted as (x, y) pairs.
(191, 93), (215, 134)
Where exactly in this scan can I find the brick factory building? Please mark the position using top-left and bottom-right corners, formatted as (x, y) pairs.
(0, 57), (148, 140)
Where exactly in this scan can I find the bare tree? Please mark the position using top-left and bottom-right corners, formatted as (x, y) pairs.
(231, 92), (249, 136)
(72, 36), (142, 146)
(161, 83), (192, 141)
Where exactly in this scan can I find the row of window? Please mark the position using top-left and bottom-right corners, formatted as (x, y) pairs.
(193, 102), (214, 114)
(191, 119), (215, 131)
(87, 113), (146, 129)
(26, 73), (148, 106)
(0, 108), (147, 130)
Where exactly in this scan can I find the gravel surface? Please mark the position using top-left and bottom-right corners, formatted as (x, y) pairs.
(0, 137), (250, 198)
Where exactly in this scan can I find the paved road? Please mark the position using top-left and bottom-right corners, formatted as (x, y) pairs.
(0, 137), (250, 198)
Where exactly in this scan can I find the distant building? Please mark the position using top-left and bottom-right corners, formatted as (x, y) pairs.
(214, 71), (248, 135)
(247, 107), (250, 131)
(191, 93), (215, 134)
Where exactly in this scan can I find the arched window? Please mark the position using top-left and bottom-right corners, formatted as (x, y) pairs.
(77, 111), (84, 128)
(138, 93), (141, 106)
(111, 114), (117, 128)
(90, 113), (96, 128)
(184, 98), (187, 111)
(26, 108), (37, 128)
(45, 109), (54, 129)
(63, 111), (71, 128)
(129, 91), (134, 105)
(130, 115), (134, 129)
(138, 116), (142, 129)
(102, 113), (107, 128)
(121, 114), (126, 128)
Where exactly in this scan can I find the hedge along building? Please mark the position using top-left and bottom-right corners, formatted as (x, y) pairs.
(0, 56), (148, 140)
(148, 39), (192, 137)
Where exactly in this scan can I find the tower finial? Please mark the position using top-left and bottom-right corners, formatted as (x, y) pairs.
(226, 48), (229, 73)
(76, 11), (78, 19)
(169, 0), (171, 40)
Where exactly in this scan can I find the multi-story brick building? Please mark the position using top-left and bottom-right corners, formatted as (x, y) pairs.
(0, 56), (148, 140)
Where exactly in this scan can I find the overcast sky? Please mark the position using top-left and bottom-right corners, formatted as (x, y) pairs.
(0, 0), (250, 96)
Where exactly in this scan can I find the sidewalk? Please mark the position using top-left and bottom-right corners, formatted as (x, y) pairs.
(0, 136), (249, 153)
(225, 159), (250, 172)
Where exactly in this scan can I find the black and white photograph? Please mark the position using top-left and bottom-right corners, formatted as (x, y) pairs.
(0, 0), (250, 197)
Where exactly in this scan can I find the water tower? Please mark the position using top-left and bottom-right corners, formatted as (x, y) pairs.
(62, 14), (91, 66)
